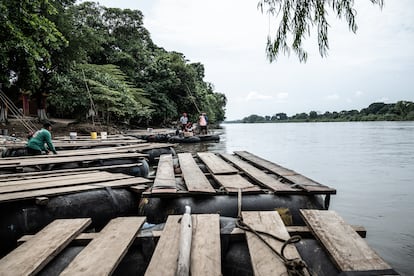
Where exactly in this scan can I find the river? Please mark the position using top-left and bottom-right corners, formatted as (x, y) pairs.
(176, 121), (414, 275)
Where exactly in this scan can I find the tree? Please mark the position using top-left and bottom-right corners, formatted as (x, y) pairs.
(0, 0), (70, 122)
(258, 0), (384, 62)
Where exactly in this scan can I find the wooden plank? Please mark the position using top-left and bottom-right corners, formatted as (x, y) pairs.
(0, 152), (146, 167)
(191, 214), (221, 276)
(231, 225), (367, 239)
(221, 154), (298, 193)
(17, 224), (367, 245)
(145, 215), (181, 276)
(0, 172), (132, 193)
(60, 217), (146, 276)
(178, 153), (215, 193)
(152, 154), (176, 193)
(300, 209), (392, 272)
(234, 151), (336, 194)
(0, 177), (150, 203)
(234, 151), (297, 176)
(0, 170), (95, 182)
(0, 218), (91, 276)
(213, 174), (261, 193)
(197, 152), (238, 175)
(242, 211), (308, 276)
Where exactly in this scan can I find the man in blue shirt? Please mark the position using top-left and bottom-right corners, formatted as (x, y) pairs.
(26, 122), (57, 155)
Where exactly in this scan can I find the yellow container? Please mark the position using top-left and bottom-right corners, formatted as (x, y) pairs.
(90, 132), (97, 139)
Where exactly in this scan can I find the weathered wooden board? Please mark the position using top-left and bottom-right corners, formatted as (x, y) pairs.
(300, 209), (392, 273)
(145, 215), (181, 276)
(178, 153), (215, 193)
(213, 174), (261, 193)
(234, 151), (297, 176)
(0, 152), (146, 167)
(0, 177), (150, 203)
(197, 152), (238, 175)
(0, 163), (146, 180)
(242, 211), (308, 276)
(0, 218), (91, 276)
(152, 154), (176, 193)
(191, 214), (221, 276)
(221, 154), (298, 193)
(234, 151), (336, 194)
(0, 170), (95, 182)
(0, 172), (132, 193)
(60, 217), (146, 276)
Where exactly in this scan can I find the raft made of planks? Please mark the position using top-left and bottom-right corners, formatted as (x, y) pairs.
(0, 171), (150, 203)
(0, 210), (397, 275)
(146, 151), (336, 197)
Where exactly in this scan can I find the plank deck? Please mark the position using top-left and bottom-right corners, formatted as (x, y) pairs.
(242, 211), (309, 276)
(178, 153), (215, 193)
(145, 215), (181, 276)
(234, 151), (336, 194)
(152, 154), (176, 193)
(0, 152), (146, 167)
(60, 217), (146, 276)
(197, 152), (238, 175)
(0, 172), (132, 193)
(221, 154), (298, 193)
(190, 214), (221, 276)
(300, 209), (393, 273)
(0, 218), (91, 276)
(213, 174), (261, 193)
(0, 177), (150, 203)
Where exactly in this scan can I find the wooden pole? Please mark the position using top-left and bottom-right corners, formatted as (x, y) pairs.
(176, 206), (192, 276)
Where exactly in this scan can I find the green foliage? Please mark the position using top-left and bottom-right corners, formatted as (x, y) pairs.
(49, 63), (153, 122)
(236, 101), (414, 123)
(0, 0), (68, 90)
(1, 1), (227, 126)
(258, 0), (384, 62)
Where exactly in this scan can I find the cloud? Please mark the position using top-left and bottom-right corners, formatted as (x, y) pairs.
(245, 91), (273, 101)
(354, 90), (363, 97)
(376, 97), (390, 103)
(325, 94), (340, 101)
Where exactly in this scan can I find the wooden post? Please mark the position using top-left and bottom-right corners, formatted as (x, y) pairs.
(176, 206), (192, 276)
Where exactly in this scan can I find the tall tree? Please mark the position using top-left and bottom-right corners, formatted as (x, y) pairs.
(258, 0), (384, 62)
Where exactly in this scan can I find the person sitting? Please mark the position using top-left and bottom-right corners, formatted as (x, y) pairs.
(26, 122), (57, 155)
(179, 112), (188, 131)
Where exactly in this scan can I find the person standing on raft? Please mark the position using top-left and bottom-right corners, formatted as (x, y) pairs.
(26, 122), (57, 155)
(199, 113), (208, 135)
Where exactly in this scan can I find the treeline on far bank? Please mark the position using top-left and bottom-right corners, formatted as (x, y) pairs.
(228, 101), (414, 123)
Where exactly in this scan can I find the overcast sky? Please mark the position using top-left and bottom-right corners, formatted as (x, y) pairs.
(94, 0), (413, 120)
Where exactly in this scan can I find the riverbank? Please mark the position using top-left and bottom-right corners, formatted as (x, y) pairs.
(1, 118), (124, 139)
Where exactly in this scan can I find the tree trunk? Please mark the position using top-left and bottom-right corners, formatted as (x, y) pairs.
(0, 105), (7, 123)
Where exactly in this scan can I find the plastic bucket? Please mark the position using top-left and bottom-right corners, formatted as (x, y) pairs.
(90, 132), (97, 139)
(100, 132), (107, 139)
(69, 132), (77, 140)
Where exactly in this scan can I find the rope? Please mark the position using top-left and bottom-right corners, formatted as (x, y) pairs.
(236, 189), (309, 276)
(81, 68), (101, 131)
(0, 89), (37, 133)
(184, 84), (201, 114)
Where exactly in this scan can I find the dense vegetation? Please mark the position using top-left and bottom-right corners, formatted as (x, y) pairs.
(0, 1), (226, 127)
(229, 101), (414, 123)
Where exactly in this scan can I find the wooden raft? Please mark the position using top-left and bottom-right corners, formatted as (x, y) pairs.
(0, 211), (396, 275)
(0, 171), (150, 203)
(144, 151), (336, 197)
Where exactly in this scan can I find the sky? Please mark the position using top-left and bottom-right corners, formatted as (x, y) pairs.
(93, 0), (413, 120)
